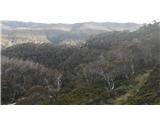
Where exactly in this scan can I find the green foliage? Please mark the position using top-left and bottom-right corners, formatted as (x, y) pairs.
(55, 85), (114, 105)
(16, 85), (54, 105)
(115, 67), (160, 105)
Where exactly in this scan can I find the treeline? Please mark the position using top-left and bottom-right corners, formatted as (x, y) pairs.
(1, 56), (62, 104)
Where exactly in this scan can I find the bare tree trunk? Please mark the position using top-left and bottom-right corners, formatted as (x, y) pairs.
(101, 70), (114, 90)
(131, 64), (135, 75)
(110, 78), (114, 90)
(56, 76), (62, 91)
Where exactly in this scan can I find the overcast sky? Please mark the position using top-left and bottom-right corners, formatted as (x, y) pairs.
(0, 0), (159, 24)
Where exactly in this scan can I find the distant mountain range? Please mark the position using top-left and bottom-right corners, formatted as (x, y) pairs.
(1, 21), (142, 48)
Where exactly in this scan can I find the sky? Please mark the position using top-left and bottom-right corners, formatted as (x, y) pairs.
(0, 0), (159, 24)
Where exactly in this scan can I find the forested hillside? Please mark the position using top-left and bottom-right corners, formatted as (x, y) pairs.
(1, 21), (160, 105)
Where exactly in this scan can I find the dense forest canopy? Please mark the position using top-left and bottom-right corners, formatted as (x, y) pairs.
(1, 21), (160, 104)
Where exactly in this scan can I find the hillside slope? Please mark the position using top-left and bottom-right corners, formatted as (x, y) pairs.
(1, 22), (159, 105)
(1, 21), (141, 48)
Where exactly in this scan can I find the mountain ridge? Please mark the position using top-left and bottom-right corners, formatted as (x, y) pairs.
(1, 20), (142, 48)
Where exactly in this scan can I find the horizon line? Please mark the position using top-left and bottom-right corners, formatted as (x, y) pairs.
(0, 19), (149, 25)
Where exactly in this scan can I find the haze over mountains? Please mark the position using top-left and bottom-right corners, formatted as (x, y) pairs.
(1, 20), (160, 105)
(1, 21), (141, 48)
